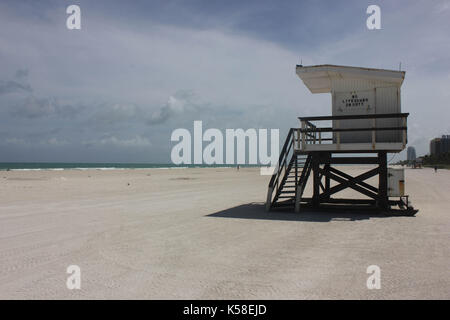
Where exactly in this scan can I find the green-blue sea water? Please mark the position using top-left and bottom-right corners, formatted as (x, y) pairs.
(0, 163), (258, 171)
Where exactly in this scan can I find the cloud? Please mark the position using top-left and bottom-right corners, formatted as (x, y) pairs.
(11, 95), (84, 119)
(82, 135), (152, 148)
(88, 94), (194, 128)
(2, 136), (68, 147)
(1, 69), (84, 119)
(0, 68), (33, 95)
(0, 80), (32, 95)
(91, 103), (142, 126)
(146, 91), (202, 125)
(146, 104), (172, 125)
(15, 68), (29, 79)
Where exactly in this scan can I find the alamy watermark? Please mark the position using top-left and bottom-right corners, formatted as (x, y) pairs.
(66, 265), (81, 290)
(66, 5), (81, 30)
(65, 5), (381, 31)
(170, 121), (279, 175)
(366, 265), (381, 289)
(366, 5), (381, 30)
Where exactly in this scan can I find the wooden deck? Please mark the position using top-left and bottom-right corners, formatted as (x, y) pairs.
(293, 113), (408, 153)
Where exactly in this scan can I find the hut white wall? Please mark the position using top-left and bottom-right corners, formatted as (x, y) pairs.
(331, 78), (402, 143)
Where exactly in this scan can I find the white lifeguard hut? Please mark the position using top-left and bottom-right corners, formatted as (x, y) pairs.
(266, 64), (416, 215)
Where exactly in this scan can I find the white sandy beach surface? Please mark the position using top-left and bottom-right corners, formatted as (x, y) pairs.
(0, 166), (449, 299)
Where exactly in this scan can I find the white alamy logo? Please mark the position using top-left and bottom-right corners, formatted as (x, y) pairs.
(66, 5), (81, 30)
(171, 121), (279, 174)
(366, 5), (381, 30)
(66, 265), (81, 290)
(366, 265), (381, 289)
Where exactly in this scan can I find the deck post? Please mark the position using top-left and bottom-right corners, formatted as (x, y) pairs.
(372, 118), (376, 150)
(324, 163), (330, 200)
(301, 121), (306, 150)
(402, 117), (407, 148)
(336, 120), (340, 150)
(294, 154), (298, 190)
(294, 186), (302, 213)
(378, 151), (389, 210)
(312, 153), (320, 207)
(266, 186), (273, 211)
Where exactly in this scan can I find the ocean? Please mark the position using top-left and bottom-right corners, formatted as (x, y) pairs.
(0, 163), (256, 171)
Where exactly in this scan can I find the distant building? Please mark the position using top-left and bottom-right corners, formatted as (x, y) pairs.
(406, 146), (416, 162)
(414, 156), (424, 168)
(430, 135), (450, 156)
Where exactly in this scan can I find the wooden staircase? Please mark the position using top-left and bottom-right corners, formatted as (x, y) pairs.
(266, 129), (312, 211)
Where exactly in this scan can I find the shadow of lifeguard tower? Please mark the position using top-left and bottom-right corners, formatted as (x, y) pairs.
(266, 64), (417, 215)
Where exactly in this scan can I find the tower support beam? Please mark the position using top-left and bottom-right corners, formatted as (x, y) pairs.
(301, 151), (391, 211)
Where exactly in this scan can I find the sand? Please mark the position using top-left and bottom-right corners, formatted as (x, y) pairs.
(0, 166), (449, 299)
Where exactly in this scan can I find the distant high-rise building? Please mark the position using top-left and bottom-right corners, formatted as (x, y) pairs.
(407, 146), (416, 161)
(430, 138), (440, 155)
(430, 135), (450, 156)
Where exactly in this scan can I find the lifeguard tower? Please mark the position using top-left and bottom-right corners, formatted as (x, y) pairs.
(266, 64), (417, 215)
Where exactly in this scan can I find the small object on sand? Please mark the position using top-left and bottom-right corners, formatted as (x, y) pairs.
(127, 183), (130, 186)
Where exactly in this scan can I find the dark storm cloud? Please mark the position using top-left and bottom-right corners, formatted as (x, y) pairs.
(0, 80), (32, 95)
(0, 70), (84, 119)
(0, 68), (33, 95)
(11, 95), (85, 119)
(15, 68), (29, 79)
(91, 103), (143, 126)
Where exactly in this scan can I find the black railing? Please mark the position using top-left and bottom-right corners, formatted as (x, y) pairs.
(298, 112), (409, 121)
(268, 128), (294, 196)
(296, 113), (409, 149)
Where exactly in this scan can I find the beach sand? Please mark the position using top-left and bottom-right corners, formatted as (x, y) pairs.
(0, 167), (449, 299)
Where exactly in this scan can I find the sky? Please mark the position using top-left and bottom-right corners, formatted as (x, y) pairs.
(0, 0), (449, 163)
